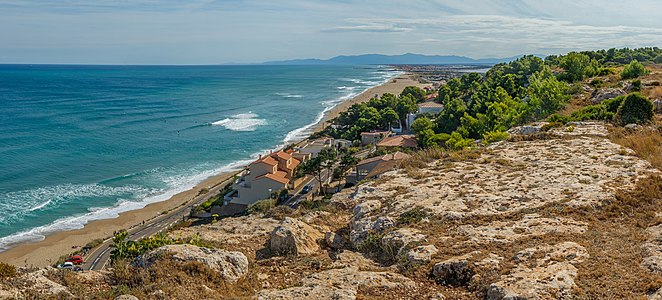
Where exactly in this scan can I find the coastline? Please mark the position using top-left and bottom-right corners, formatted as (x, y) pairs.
(0, 71), (426, 268)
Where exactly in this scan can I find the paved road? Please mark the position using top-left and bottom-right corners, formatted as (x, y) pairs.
(82, 175), (235, 271)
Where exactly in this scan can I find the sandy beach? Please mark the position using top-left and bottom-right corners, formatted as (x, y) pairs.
(0, 72), (426, 268)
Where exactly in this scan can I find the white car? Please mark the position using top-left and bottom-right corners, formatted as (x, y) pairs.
(57, 262), (74, 269)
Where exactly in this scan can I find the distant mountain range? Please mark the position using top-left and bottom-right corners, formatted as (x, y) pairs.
(261, 53), (544, 65)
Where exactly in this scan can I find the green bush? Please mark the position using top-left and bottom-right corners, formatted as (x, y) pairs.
(621, 60), (650, 79)
(597, 68), (616, 76)
(570, 105), (613, 121)
(482, 131), (510, 144)
(397, 207), (428, 225)
(547, 113), (570, 124)
(0, 262), (17, 279)
(603, 95), (625, 113)
(615, 93), (654, 125)
(568, 83), (584, 95)
(632, 79), (642, 91)
(445, 132), (474, 150)
(590, 78), (604, 87)
(247, 198), (276, 215)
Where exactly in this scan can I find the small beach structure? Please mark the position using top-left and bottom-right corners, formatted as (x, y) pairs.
(225, 150), (301, 207)
(376, 135), (418, 150)
(360, 130), (391, 146)
(347, 151), (410, 184)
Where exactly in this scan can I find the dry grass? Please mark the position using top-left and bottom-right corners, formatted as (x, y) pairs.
(644, 86), (662, 99)
(609, 119), (662, 170)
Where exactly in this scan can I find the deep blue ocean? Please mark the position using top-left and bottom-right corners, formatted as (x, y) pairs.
(0, 64), (400, 250)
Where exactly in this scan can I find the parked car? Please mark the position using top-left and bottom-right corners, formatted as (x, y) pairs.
(57, 262), (74, 269)
(301, 185), (312, 194)
(65, 255), (84, 265)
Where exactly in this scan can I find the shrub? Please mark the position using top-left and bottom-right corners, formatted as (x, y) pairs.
(621, 60), (650, 79)
(615, 93), (654, 125)
(445, 132), (474, 150)
(590, 78), (604, 87)
(632, 79), (642, 91)
(0, 262), (17, 279)
(603, 95), (625, 113)
(597, 67), (616, 76)
(247, 198), (276, 215)
(482, 131), (510, 144)
(397, 207), (428, 225)
(568, 83), (584, 95)
(548, 113), (570, 124)
(570, 105), (613, 121)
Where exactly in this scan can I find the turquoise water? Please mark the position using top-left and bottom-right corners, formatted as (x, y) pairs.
(0, 64), (400, 250)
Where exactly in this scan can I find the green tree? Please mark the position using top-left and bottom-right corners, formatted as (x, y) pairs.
(525, 66), (570, 121)
(395, 95), (418, 129)
(559, 52), (598, 82)
(410, 117), (434, 136)
(620, 60), (650, 79)
(615, 93), (654, 125)
(379, 108), (399, 130)
(400, 86), (426, 103)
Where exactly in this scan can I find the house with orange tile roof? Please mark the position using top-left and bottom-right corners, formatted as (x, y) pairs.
(360, 130), (391, 146)
(347, 151), (410, 184)
(225, 150), (301, 206)
(376, 135), (418, 149)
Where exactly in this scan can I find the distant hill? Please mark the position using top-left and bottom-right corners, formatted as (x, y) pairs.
(262, 53), (542, 65)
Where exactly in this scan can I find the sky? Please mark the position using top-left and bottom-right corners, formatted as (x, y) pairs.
(0, 0), (660, 64)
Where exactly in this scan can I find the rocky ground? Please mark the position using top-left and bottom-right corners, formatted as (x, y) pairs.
(1, 121), (661, 299)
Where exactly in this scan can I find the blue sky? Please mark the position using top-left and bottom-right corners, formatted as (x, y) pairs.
(0, 0), (660, 64)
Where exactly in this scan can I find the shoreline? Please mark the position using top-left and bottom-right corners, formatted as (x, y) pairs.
(0, 71), (426, 268)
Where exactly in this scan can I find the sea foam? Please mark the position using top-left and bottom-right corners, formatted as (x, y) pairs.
(211, 112), (267, 131)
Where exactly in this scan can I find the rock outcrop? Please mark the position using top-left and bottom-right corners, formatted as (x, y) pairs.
(146, 244), (249, 282)
(269, 217), (324, 256)
(486, 242), (589, 300)
(590, 87), (625, 104)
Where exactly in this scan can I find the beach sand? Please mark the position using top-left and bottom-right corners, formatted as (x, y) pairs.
(0, 172), (235, 268)
(0, 72), (426, 268)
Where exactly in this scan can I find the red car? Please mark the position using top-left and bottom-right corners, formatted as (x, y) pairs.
(65, 255), (84, 265)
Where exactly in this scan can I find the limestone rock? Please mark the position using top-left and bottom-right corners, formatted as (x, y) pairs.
(269, 217), (323, 256)
(17, 268), (72, 297)
(405, 245), (438, 266)
(432, 256), (474, 285)
(381, 228), (425, 255)
(624, 123), (642, 130)
(325, 231), (349, 250)
(486, 242), (588, 300)
(654, 99), (662, 113)
(650, 286), (662, 300)
(643, 224), (662, 274)
(258, 266), (415, 300)
(459, 214), (587, 244)
(507, 125), (540, 135)
(590, 87), (625, 104)
(146, 244), (249, 282)
(115, 295), (139, 300)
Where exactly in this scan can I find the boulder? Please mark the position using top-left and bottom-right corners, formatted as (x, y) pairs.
(269, 217), (323, 256)
(624, 123), (642, 130)
(115, 295), (139, 300)
(590, 88), (625, 104)
(258, 266), (415, 300)
(381, 228), (425, 256)
(507, 125), (540, 135)
(486, 242), (589, 300)
(654, 100), (662, 113)
(432, 256), (474, 285)
(146, 244), (249, 282)
(405, 245), (438, 266)
(18, 268), (71, 297)
(325, 232), (349, 250)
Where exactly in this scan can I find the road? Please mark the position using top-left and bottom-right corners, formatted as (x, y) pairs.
(82, 175), (235, 271)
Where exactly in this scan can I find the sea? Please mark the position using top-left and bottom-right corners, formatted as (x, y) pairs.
(0, 64), (401, 251)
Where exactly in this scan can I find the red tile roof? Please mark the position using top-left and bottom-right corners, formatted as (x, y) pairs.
(377, 135), (418, 148)
(418, 101), (444, 108)
(256, 172), (290, 184)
